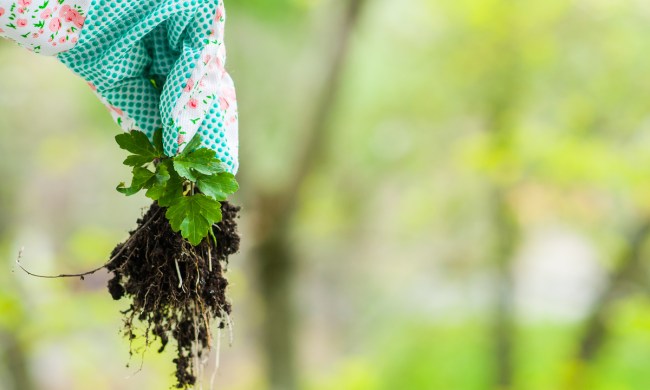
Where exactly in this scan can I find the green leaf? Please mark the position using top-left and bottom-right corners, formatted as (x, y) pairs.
(180, 132), (203, 157)
(123, 154), (156, 167)
(165, 194), (223, 245)
(196, 172), (239, 201)
(173, 148), (225, 181)
(153, 128), (164, 155)
(115, 130), (157, 156)
(143, 161), (170, 199)
(157, 174), (185, 207)
(117, 166), (155, 196)
(115, 130), (161, 166)
(145, 160), (184, 207)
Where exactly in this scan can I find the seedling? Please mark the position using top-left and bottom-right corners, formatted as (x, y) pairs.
(115, 129), (239, 245)
(16, 129), (241, 389)
(106, 129), (241, 388)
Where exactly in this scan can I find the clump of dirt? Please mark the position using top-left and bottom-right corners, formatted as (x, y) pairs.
(107, 201), (240, 388)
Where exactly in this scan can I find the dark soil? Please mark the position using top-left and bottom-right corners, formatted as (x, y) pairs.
(106, 201), (240, 389)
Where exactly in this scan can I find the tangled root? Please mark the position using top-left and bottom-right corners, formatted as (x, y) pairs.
(107, 201), (240, 388)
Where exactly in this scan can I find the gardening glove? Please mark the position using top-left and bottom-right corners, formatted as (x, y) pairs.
(0, 0), (239, 174)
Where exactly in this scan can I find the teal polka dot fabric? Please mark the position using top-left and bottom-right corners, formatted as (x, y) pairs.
(0, 0), (239, 174)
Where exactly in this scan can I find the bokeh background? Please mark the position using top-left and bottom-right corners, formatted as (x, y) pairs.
(3, 0), (650, 389)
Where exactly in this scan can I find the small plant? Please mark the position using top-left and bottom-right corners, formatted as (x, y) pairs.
(17, 129), (241, 388)
(104, 129), (241, 388)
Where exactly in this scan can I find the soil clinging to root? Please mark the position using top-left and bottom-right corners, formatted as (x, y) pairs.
(107, 201), (240, 389)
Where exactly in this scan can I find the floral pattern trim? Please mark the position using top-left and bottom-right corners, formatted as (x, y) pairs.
(0, 0), (90, 56)
(171, 2), (239, 171)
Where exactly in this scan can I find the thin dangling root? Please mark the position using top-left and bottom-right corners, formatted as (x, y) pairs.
(15, 209), (162, 279)
(210, 327), (222, 390)
(175, 259), (184, 289)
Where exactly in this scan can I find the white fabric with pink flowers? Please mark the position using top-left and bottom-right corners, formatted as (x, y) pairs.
(0, 0), (90, 56)
(166, 2), (238, 168)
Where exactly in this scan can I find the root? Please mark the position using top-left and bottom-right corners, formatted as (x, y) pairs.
(15, 209), (161, 279)
(210, 327), (222, 390)
(18, 201), (241, 390)
(108, 201), (240, 389)
(175, 259), (184, 290)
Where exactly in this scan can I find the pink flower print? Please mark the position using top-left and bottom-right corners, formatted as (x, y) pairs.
(0, 7), (5, 17)
(18, 0), (32, 6)
(59, 37), (66, 44)
(109, 105), (124, 116)
(178, 134), (186, 145)
(215, 57), (227, 78)
(59, 5), (86, 28)
(40, 9), (52, 19)
(183, 78), (194, 92)
(49, 18), (61, 32)
(59, 5), (73, 20)
(32, 33), (38, 38)
(73, 14), (85, 29)
(16, 19), (28, 28)
(216, 6), (223, 21)
(187, 98), (199, 109)
(17, 7), (25, 14)
(219, 86), (236, 110)
(59, 5), (85, 28)
(71, 37), (78, 44)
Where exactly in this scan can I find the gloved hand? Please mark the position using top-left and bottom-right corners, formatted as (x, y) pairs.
(0, 0), (239, 174)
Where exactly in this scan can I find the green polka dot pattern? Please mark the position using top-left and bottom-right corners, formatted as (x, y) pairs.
(57, 0), (239, 174)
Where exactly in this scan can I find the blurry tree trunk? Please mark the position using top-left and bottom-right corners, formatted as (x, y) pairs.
(484, 41), (522, 390)
(255, 231), (296, 390)
(251, 1), (366, 389)
(563, 220), (650, 389)
(491, 188), (518, 389)
(1, 332), (34, 390)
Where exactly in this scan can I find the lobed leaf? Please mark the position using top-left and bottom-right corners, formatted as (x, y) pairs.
(166, 194), (223, 245)
(196, 172), (239, 201)
(117, 166), (155, 196)
(145, 160), (184, 207)
(173, 148), (225, 181)
(115, 130), (162, 166)
(179, 132), (203, 157)
(123, 154), (156, 167)
(152, 128), (165, 155)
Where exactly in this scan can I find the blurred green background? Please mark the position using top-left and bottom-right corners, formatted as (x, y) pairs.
(3, 0), (650, 389)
